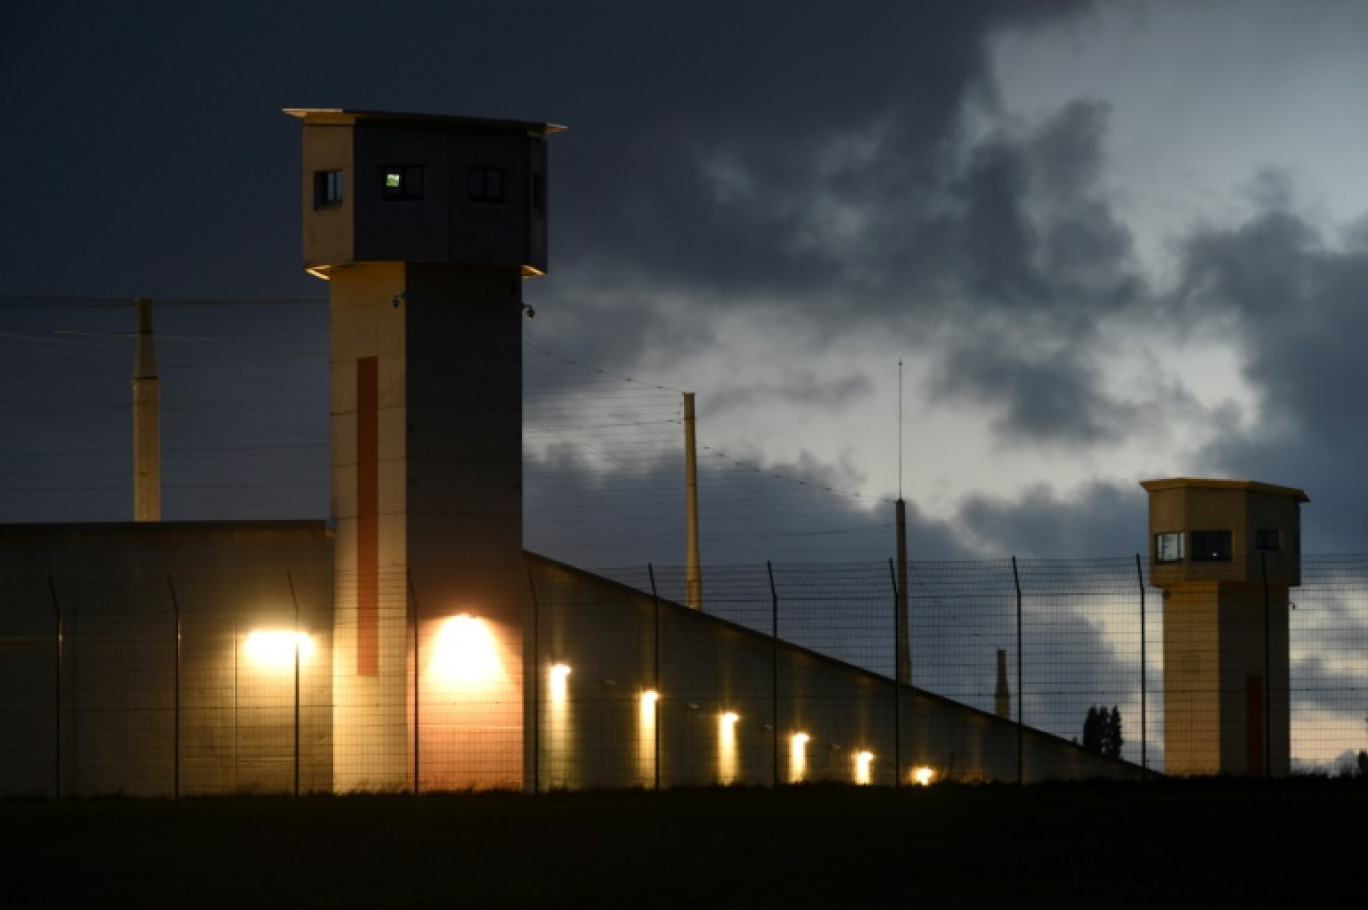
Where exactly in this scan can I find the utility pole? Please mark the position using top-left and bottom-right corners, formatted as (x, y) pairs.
(132, 297), (161, 521)
(684, 392), (702, 610)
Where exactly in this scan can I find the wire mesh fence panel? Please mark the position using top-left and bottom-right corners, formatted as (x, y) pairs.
(9, 552), (1368, 795)
(906, 560), (1018, 717)
(1287, 555), (1368, 772)
(1016, 558), (1146, 765)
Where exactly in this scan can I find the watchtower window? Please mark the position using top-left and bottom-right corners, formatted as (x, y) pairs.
(1255, 529), (1280, 551)
(1191, 530), (1233, 562)
(314, 170), (343, 208)
(469, 166), (505, 204)
(1156, 532), (1184, 564)
(381, 165), (425, 200)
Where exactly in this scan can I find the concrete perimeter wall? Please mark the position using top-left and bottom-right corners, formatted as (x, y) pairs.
(526, 555), (1140, 788)
(0, 522), (333, 797)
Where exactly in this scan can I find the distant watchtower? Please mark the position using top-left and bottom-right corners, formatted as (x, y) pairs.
(286, 109), (561, 791)
(1141, 478), (1308, 778)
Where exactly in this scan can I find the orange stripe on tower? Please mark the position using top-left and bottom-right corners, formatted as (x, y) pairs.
(357, 356), (380, 676)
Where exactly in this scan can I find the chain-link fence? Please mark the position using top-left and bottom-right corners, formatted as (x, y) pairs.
(4, 553), (1367, 796)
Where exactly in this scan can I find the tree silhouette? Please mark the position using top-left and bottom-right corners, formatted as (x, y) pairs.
(1082, 705), (1123, 759)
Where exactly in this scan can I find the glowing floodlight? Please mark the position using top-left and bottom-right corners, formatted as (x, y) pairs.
(855, 751), (875, 785)
(718, 712), (740, 785)
(639, 690), (660, 785)
(431, 614), (503, 685)
(913, 766), (935, 786)
(790, 732), (811, 783)
(244, 630), (314, 668)
(550, 662), (572, 700)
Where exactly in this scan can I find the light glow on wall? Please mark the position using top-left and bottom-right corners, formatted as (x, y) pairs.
(913, 766), (935, 786)
(550, 663), (572, 703)
(547, 663), (573, 786)
(244, 630), (314, 668)
(789, 732), (810, 783)
(854, 750), (874, 785)
(430, 615), (504, 685)
(638, 690), (659, 786)
(719, 712), (739, 785)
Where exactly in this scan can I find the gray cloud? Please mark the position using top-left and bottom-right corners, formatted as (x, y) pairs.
(957, 480), (1148, 558)
(929, 337), (1123, 445)
(1173, 190), (1368, 548)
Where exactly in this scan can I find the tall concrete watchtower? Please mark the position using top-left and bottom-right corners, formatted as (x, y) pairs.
(1141, 478), (1308, 777)
(286, 109), (561, 791)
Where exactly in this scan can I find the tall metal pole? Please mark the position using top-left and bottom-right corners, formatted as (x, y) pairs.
(896, 501), (911, 686)
(684, 393), (703, 610)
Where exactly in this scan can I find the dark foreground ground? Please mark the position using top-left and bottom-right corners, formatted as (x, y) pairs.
(2, 780), (1362, 908)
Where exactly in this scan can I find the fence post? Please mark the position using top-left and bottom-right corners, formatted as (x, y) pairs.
(167, 575), (181, 799)
(648, 564), (661, 790)
(1135, 553), (1148, 781)
(48, 576), (61, 800)
(1261, 550), (1271, 780)
(1011, 556), (1023, 785)
(767, 562), (779, 789)
(288, 571), (301, 797)
(408, 570), (421, 796)
(889, 559), (901, 788)
(528, 566), (541, 794)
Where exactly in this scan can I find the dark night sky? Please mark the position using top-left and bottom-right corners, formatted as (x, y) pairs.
(3, 0), (1368, 566)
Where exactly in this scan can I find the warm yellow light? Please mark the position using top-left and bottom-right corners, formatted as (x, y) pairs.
(244, 630), (314, 667)
(913, 766), (935, 786)
(789, 732), (810, 784)
(430, 615), (503, 684)
(855, 751), (875, 785)
(638, 690), (659, 786)
(550, 663), (572, 701)
(718, 711), (740, 785)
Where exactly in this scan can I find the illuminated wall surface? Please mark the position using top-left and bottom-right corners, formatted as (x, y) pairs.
(0, 523), (333, 797)
(0, 526), (1151, 796)
(522, 556), (1139, 790)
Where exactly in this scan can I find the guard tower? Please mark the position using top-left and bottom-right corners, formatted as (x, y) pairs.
(1141, 478), (1308, 777)
(286, 109), (561, 791)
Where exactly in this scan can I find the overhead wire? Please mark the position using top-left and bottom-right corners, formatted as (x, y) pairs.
(0, 296), (896, 561)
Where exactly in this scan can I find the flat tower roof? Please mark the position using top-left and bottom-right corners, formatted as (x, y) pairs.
(283, 108), (565, 136)
(1139, 477), (1310, 503)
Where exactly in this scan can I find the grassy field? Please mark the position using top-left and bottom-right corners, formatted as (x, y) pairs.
(2, 780), (1362, 907)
